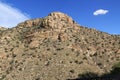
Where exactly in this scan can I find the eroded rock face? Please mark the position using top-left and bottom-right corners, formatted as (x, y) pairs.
(17, 18), (42, 28)
(42, 12), (74, 29)
(17, 12), (75, 29)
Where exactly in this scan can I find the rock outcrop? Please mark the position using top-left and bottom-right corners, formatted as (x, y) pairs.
(17, 18), (42, 28)
(41, 12), (75, 29)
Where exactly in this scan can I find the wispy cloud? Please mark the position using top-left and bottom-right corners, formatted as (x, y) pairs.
(93, 9), (109, 16)
(0, 1), (30, 28)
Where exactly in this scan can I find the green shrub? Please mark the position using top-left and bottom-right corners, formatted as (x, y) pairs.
(111, 61), (120, 75)
(112, 61), (120, 68)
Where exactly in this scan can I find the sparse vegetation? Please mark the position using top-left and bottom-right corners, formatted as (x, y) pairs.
(0, 12), (120, 80)
(68, 62), (120, 80)
(111, 61), (120, 75)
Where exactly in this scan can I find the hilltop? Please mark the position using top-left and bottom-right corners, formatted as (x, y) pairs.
(0, 12), (120, 80)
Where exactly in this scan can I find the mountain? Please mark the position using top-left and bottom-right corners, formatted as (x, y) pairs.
(0, 12), (120, 80)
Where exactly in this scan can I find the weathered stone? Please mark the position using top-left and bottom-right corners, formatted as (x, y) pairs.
(41, 12), (74, 29)
(17, 18), (42, 28)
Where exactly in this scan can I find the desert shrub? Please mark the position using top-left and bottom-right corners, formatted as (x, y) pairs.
(69, 69), (75, 74)
(110, 61), (120, 75)
(0, 75), (6, 80)
(112, 62), (120, 68)
(78, 72), (98, 79)
(68, 62), (120, 80)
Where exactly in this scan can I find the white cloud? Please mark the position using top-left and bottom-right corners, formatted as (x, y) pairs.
(0, 1), (30, 28)
(93, 9), (109, 16)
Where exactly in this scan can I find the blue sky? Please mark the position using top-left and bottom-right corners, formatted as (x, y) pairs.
(0, 0), (120, 34)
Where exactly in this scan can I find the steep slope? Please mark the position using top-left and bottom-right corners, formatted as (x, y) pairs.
(0, 12), (120, 80)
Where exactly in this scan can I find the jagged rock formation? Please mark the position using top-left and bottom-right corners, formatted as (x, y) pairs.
(0, 12), (120, 80)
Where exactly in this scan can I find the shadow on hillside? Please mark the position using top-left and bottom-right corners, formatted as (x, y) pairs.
(67, 67), (120, 80)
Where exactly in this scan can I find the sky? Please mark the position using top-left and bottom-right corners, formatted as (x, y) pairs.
(0, 0), (120, 34)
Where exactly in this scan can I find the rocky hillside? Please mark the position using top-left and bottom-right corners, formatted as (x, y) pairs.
(0, 12), (120, 80)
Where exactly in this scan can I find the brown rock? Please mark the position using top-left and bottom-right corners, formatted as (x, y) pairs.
(17, 18), (42, 28)
(58, 33), (69, 42)
(41, 12), (74, 29)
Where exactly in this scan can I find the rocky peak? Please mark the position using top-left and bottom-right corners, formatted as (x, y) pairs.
(48, 12), (73, 23)
(17, 12), (75, 29)
(42, 12), (75, 29)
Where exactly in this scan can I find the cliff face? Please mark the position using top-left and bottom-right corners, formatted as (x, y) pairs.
(0, 12), (120, 80)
